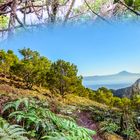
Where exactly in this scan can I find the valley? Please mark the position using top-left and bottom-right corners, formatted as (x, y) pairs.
(83, 71), (140, 90)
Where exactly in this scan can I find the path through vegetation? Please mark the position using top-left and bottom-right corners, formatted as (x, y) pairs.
(76, 111), (103, 140)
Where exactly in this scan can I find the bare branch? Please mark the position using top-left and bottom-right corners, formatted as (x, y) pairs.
(64, 0), (75, 23)
(84, 0), (111, 24)
(118, 0), (140, 16)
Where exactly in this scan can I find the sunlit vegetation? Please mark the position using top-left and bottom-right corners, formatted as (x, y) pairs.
(0, 48), (140, 139)
(0, 15), (9, 30)
(1, 98), (95, 140)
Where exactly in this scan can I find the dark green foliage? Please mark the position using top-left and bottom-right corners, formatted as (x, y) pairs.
(47, 59), (83, 96)
(114, 0), (140, 11)
(11, 48), (51, 88)
(122, 125), (136, 139)
(0, 116), (28, 140)
(92, 87), (114, 106)
(100, 120), (120, 134)
(134, 0), (140, 10)
(18, 48), (39, 61)
(3, 98), (96, 140)
(1, 48), (84, 94)
(124, 0), (133, 6)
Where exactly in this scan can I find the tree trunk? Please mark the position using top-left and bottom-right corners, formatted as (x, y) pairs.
(8, 0), (17, 36)
(50, 0), (58, 23)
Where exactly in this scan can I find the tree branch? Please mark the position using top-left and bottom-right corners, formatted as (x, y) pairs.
(64, 0), (75, 24)
(84, 0), (111, 24)
(118, 0), (140, 16)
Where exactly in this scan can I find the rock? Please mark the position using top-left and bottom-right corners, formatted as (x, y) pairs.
(113, 78), (140, 98)
(103, 132), (123, 140)
(132, 79), (140, 93)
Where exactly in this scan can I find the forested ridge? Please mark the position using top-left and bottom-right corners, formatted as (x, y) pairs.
(0, 48), (140, 140)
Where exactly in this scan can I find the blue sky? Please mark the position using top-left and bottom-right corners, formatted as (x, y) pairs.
(1, 23), (140, 76)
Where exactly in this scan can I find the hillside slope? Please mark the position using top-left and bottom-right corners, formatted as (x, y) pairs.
(0, 81), (124, 140)
(113, 78), (140, 98)
(0, 71), (140, 140)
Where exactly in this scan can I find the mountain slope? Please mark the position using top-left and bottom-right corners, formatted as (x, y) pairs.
(113, 78), (140, 98)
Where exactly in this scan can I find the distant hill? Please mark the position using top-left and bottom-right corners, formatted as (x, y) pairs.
(83, 71), (140, 90)
(113, 78), (140, 98)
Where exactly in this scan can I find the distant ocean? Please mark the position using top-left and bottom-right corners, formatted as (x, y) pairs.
(84, 83), (132, 90)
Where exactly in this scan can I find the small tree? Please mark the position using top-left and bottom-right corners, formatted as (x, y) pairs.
(0, 49), (18, 74)
(94, 87), (113, 106)
(47, 59), (82, 97)
(11, 48), (51, 88)
(18, 47), (39, 61)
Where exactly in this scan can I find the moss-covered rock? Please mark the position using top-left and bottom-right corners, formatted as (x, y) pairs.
(103, 132), (123, 140)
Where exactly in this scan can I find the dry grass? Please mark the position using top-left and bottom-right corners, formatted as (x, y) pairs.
(0, 84), (49, 100)
(0, 84), (119, 114)
(63, 94), (119, 111)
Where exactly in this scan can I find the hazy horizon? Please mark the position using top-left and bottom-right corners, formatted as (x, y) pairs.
(83, 70), (140, 90)
(83, 70), (140, 77)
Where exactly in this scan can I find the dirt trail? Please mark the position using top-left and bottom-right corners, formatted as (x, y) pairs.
(76, 111), (103, 140)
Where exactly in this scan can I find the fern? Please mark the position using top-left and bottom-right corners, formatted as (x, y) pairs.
(0, 116), (28, 140)
(3, 98), (96, 140)
(44, 109), (96, 138)
(3, 98), (29, 112)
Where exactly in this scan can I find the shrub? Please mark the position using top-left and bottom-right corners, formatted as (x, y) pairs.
(100, 120), (120, 134)
(3, 98), (96, 140)
(122, 126), (136, 139)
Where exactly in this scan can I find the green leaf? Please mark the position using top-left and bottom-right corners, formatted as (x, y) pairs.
(134, 0), (140, 10)
(124, 0), (133, 6)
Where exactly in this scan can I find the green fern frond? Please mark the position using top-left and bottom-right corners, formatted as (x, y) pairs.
(0, 116), (28, 140)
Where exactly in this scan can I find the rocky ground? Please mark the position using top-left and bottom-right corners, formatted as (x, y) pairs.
(76, 111), (103, 140)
